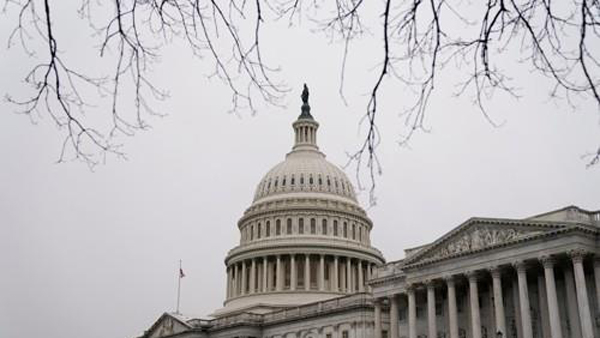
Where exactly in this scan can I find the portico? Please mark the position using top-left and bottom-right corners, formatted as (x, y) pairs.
(371, 211), (600, 338)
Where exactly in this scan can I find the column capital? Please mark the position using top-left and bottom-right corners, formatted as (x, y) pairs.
(465, 270), (480, 281)
(512, 260), (528, 272)
(424, 279), (438, 289)
(443, 274), (455, 282)
(488, 266), (502, 278)
(569, 248), (589, 264)
(406, 284), (417, 293)
(539, 255), (556, 268)
(388, 293), (399, 302)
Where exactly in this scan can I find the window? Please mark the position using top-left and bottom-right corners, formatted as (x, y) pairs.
(299, 218), (304, 234)
(326, 334), (332, 338)
(310, 218), (316, 234)
(322, 219), (328, 235)
(343, 222), (348, 238)
(333, 220), (338, 236)
(291, 175), (295, 185)
(352, 223), (356, 239)
(318, 176), (322, 185)
(287, 218), (293, 234)
(274, 178), (278, 187)
(250, 225), (254, 240)
(257, 223), (261, 239)
(342, 331), (348, 338)
(266, 221), (270, 237)
(276, 219), (281, 235)
(309, 175), (314, 185)
(300, 175), (304, 184)
(382, 331), (388, 338)
(358, 226), (362, 242)
(282, 177), (286, 186)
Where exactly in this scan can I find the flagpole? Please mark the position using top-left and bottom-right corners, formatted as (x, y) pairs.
(176, 259), (182, 314)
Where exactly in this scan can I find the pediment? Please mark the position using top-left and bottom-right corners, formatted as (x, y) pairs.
(146, 313), (192, 338)
(405, 219), (565, 265)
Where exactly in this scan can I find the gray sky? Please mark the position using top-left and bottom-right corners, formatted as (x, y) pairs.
(0, 3), (599, 338)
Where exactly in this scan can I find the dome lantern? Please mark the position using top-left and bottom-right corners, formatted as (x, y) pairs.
(292, 84), (319, 152)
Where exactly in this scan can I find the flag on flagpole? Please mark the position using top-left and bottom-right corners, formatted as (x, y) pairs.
(179, 267), (185, 278)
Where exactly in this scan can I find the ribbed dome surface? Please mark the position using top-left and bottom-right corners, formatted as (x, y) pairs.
(253, 150), (357, 202)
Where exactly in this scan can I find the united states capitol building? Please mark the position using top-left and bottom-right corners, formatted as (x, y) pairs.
(139, 88), (600, 338)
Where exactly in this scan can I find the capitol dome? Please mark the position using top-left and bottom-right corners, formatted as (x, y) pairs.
(214, 85), (385, 317)
(252, 145), (357, 203)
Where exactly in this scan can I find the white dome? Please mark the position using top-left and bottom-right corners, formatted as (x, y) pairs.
(253, 150), (357, 202)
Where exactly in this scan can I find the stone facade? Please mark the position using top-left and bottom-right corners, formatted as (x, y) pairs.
(136, 92), (600, 338)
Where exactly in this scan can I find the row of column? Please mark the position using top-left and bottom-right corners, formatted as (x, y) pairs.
(374, 250), (599, 338)
(226, 254), (374, 299)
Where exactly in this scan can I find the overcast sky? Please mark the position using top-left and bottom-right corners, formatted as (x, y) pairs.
(1, 3), (599, 338)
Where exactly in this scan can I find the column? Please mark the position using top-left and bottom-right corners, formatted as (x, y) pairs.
(374, 299), (382, 338)
(426, 281), (437, 338)
(490, 267), (507, 337)
(358, 260), (364, 292)
(291, 254), (297, 290)
(319, 255), (325, 291)
(250, 259), (256, 293)
(540, 256), (563, 338)
(595, 257), (600, 315)
(366, 263), (372, 292)
(571, 250), (594, 338)
(226, 266), (231, 298)
(564, 266), (582, 338)
(241, 260), (247, 295)
(236, 263), (241, 296)
(276, 255), (283, 291)
(305, 255), (311, 291)
(514, 261), (533, 338)
(408, 286), (417, 338)
(390, 295), (399, 338)
(262, 257), (268, 293)
(346, 258), (352, 292)
(467, 272), (482, 338)
(446, 276), (459, 338)
(333, 256), (339, 292)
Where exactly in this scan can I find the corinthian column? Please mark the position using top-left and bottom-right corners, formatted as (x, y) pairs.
(333, 256), (339, 292)
(250, 258), (256, 293)
(262, 257), (268, 293)
(390, 294), (399, 338)
(408, 286), (417, 338)
(305, 255), (311, 291)
(490, 267), (506, 337)
(446, 276), (459, 338)
(514, 261), (533, 338)
(241, 260), (247, 295)
(358, 260), (364, 292)
(291, 254), (297, 291)
(540, 256), (562, 338)
(276, 255), (283, 291)
(467, 272), (482, 338)
(426, 281), (437, 338)
(570, 249), (594, 338)
(346, 258), (352, 292)
(319, 255), (325, 291)
(374, 298), (382, 338)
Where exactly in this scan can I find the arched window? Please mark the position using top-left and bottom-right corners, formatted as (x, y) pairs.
(351, 223), (356, 240)
(318, 176), (322, 185)
(309, 175), (314, 185)
(274, 178), (278, 187)
(322, 219), (328, 235)
(282, 177), (286, 186)
(300, 175), (304, 185)
(266, 221), (271, 237)
(343, 222), (348, 238)
(299, 218), (304, 234)
(287, 218), (292, 234)
(257, 223), (262, 239)
(310, 218), (316, 234)
(333, 220), (338, 236)
(291, 175), (295, 185)
(250, 225), (254, 240)
(276, 219), (281, 235)
(358, 226), (362, 242)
